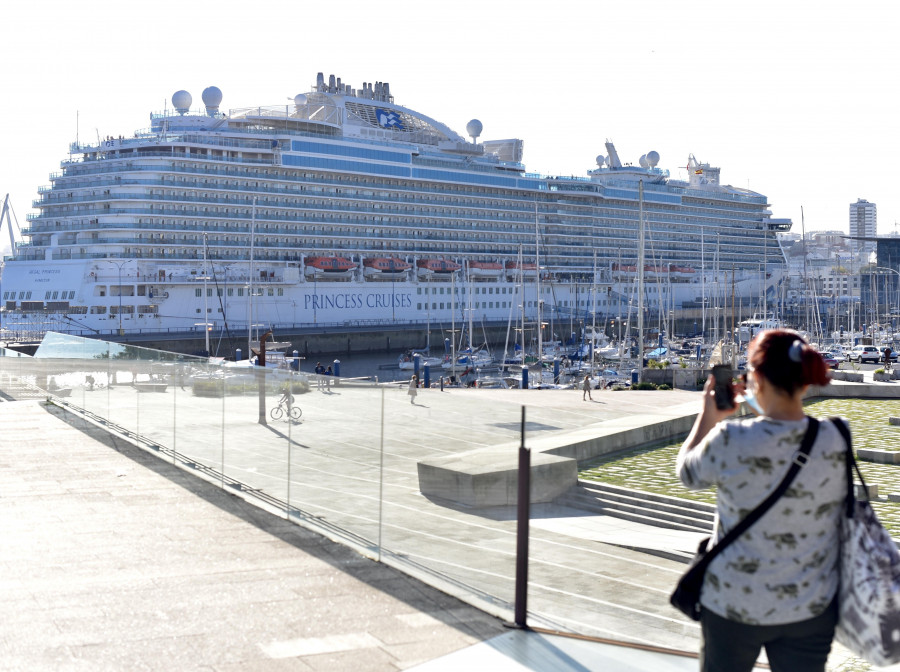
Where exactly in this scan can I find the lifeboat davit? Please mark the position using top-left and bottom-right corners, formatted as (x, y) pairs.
(304, 256), (356, 278)
(504, 261), (538, 279)
(363, 257), (411, 279)
(416, 258), (461, 278)
(466, 260), (504, 278)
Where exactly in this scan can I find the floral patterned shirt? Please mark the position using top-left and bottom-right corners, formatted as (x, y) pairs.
(676, 416), (848, 625)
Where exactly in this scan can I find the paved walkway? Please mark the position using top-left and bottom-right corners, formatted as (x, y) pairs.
(4, 370), (891, 670)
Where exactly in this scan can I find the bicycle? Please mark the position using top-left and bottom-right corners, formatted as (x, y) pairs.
(270, 397), (302, 421)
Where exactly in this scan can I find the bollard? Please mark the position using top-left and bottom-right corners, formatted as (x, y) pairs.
(696, 343), (701, 362)
(292, 350), (300, 371)
(631, 369), (639, 385)
(424, 363), (430, 388)
(333, 359), (341, 387)
(553, 359), (560, 385)
(522, 366), (529, 390)
(235, 348), (242, 362)
(440, 376), (444, 391)
(413, 353), (421, 378)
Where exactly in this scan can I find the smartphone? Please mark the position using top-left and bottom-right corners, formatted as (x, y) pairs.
(711, 365), (735, 410)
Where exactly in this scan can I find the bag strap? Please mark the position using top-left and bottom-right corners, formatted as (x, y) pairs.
(693, 416), (820, 572)
(831, 416), (865, 516)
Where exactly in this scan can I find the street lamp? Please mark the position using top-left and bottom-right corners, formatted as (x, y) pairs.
(105, 259), (134, 335)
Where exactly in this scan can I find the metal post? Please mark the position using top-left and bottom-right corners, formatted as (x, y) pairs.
(514, 405), (530, 628)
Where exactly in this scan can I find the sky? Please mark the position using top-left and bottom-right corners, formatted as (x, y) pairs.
(1, 0), (898, 258)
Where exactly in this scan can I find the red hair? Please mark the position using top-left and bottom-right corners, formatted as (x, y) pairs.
(747, 329), (830, 396)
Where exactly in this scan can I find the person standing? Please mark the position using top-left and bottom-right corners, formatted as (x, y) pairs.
(314, 361), (325, 389)
(582, 374), (593, 401)
(885, 346), (893, 371)
(675, 330), (844, 672)
(408, 374), (418, 404)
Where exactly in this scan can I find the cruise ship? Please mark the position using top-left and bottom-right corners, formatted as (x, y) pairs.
(0, 72), (791, 341)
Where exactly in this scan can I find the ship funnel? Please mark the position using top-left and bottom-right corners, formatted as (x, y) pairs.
(316, 72), (325, 91)
(383, 82), (391, 99)
(328, 74), (336, 92)
(647, 150), (660, 167)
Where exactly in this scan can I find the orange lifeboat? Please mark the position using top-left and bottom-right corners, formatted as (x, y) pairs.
(363, 257), (411, 278)
(505, 260), (538, 278)
(416, 258), (461, 277)
(466, 260), (504, 278)
(304, 256), (356, 278)
(668, 264), (697, 278)
(611, 263), (638, 278)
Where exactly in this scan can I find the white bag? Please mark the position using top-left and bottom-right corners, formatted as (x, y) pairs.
(833, 418), (900, 666)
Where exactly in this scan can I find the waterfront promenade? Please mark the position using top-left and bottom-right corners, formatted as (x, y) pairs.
(2, 366), (888, 670)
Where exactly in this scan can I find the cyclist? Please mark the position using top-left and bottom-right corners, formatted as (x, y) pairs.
(278, 385), (295, 408)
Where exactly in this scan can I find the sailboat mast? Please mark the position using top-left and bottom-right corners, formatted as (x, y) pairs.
(247, 198), (256, 357)
(591, 250), (597, 378)
(535, 201), (542, 373)
(203, 232), (210, 355)
(637, 181), (645, 382)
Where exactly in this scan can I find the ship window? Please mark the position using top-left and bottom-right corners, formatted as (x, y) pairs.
(195, 289), (202, 297)
(237, 288), (244, 297)
(227, 289), (233, 297)
(267, 288), (274, 296)
(277, 288), (283, 296)
(440, 303), (445, 309)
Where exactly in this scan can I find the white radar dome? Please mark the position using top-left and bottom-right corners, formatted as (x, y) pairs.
(639, 154), (649, 168)
(466, 119), (483, 140)
(202, 86), (223, 107)
(595, 155), (606, 167)
(172, 90), (192, 115)
(647, 150), (660, 167)
(293, 93), (308, 107)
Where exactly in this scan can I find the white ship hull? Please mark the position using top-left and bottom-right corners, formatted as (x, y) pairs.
(0, 257), (782, 338)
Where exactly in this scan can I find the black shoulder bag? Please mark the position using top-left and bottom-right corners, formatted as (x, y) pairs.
(670, 416), (820, 620)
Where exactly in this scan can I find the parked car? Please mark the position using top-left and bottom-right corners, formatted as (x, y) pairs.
(849, 345), (881, 364)
(818, 352), (840, 370)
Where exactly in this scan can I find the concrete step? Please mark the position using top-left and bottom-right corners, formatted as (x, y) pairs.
(555, 481), (715, 534)
(580, 481), (716, 518)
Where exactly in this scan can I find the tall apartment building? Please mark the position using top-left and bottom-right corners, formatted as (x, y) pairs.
(849, 198), (877, 258)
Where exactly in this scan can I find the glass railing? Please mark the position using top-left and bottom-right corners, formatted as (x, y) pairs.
(0, 332), (703, 656)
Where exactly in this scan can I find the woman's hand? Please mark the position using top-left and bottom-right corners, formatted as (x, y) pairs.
(682, 374), (741, 453)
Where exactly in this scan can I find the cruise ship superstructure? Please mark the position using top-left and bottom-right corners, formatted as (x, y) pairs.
(1, 72), (791, 341)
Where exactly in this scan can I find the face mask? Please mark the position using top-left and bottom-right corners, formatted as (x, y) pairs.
(742, 389), (764, 415)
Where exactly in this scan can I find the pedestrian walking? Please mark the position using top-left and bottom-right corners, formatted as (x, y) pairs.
(675, 329), (842, 672)
(582, 374), (592, 401)
(885, 346), (893, 371)
(314, 361), (325, 389)
(408, 374), (418, 404)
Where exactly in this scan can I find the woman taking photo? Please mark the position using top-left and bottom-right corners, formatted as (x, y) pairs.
(676, 329), (846, 672)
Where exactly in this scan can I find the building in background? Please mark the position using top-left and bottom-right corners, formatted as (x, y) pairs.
(850, 199), (877, 260)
